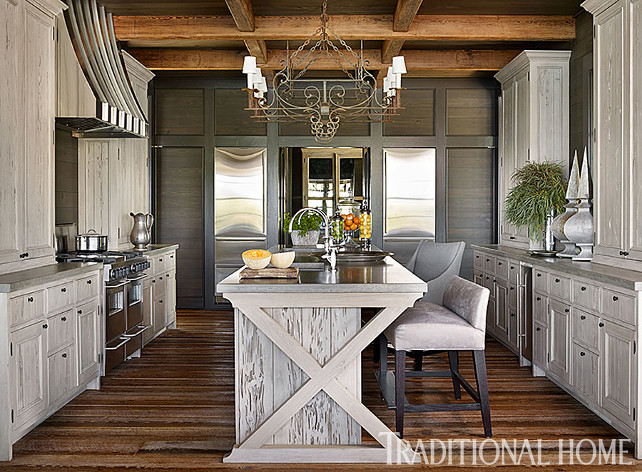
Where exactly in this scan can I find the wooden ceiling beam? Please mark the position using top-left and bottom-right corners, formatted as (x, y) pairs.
(127, 48), (521, 72)
(381, 0), (423, 63)
(113, 15), (575, 42)
(224, 0), (268, 63)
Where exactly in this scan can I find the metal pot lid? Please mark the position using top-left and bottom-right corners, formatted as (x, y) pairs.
(77, 229), (106, 237)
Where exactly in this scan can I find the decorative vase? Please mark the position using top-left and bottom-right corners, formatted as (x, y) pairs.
(553, 151), (580, 258)
(290, 230), (320, 246)
(565, 149), (593, 261)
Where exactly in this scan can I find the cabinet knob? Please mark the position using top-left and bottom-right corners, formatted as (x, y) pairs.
(43, 324), (48, 329)
(160, 276), (163, 280)
(599, 322), (605, 328)
(510, 266), (515, 270)
(536, 273), (541, 278)
(581, 286), (587, 292)
(565, 308), (570, 313)
(62, 353), (67, 358)
(498, 262), (502, 266)
(510, 287), (514, 291)
(620, 251), (630, 256)
(536, 327), (541, 332)
(510, 313), (515, 318)
(159, 258), (163, 262)
(536, 297), (541, 301)
(612, 295), (619, 301)
(159, 300), (163, 304)
(77, 309), (82, 315)
(580, 352), (586, 357)
(476, 255), (480, 259)
(27, 297), (34, 303)
(152, 279), (156, 283)
(61, 316), (67, 322)
(170, 255), (174, 259)
(61, 287), (67, 293)
(580, 315), (586, 320)
(87, 280), (92, 285)
(555, 278), (560, 283)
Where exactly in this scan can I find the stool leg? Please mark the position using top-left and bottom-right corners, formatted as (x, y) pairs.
(448, 351), (461, 400)
(373, 334), (381, 364)
(473, 350), (492, 438)
(412, 351), (423, 371)
(379, 335), (388, 377)
(395, 349), (406, 438)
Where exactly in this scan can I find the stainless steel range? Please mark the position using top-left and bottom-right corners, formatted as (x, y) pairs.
(56, 251), (151, 373)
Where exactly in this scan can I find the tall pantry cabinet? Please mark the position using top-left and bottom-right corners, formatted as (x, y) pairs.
(583, 0), (642, 270)
(0, 0), (65, 275)
(495, 51), (571, 249)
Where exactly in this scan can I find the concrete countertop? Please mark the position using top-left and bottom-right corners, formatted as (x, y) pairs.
(217, 256), (427, 294)
(138, 244), (179, 256)
(472, 244), (642, 291)
(0, 262), (103, 293)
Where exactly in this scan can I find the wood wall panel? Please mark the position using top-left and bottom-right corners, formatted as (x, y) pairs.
(383, 88), (434, 136)
(55, 129), (78, 225)
(156, 147), (204, 307)
(155, 89), (205, 135)
(446, 88), (496, 136)
(215, 89), (267, 135)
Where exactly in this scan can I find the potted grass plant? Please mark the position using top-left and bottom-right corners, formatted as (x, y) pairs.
(283, 212), (324, 246)
(505, 161), (567, 252)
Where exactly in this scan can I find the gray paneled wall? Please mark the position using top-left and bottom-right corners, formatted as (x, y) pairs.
(54, 128), (78, 225)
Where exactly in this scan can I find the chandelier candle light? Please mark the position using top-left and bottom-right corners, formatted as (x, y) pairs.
(241, 0), (407, 143)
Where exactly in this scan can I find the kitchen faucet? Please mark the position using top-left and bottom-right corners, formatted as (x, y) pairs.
(289, 207), (338, 271)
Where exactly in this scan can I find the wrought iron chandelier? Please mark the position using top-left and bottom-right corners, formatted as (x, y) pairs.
(241, 0), (407, 143)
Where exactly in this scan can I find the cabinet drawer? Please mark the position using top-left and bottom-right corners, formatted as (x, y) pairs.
(571, 342), (599, 403)
(164, 252), (176, 272)
(474, 252), (484, 269)
(75, 274), (100, 303)
(495, 258), (509, 279)
(533, 293), (547, 324)
(483, 255), (496, 272)
(10, 290), (45, 328)
(46, 309), (74, 354)
(571, 308), (599, 351)
(508, 261), (520, 284)
(602, 289), (636, 326)
(508, 283), (517, 308)
(549, 274), (571, 302)
(152, 273), (166, 295)
(47, 282), (73, 313)
(482, 273), (495, 294)
(533, 269), (548, 293)
(573, 280), (600, 311)
(47, 345), (75, 408)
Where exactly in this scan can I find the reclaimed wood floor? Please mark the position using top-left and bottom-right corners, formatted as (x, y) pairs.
(1, 309), (640, 471)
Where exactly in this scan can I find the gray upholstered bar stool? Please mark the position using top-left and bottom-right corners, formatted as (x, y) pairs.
(382, 276), (492, 439)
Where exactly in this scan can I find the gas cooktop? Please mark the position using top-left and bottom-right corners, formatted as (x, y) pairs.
(56, 250), (140, 264)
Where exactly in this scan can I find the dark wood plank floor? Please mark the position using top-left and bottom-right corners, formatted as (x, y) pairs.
(2, 310), (640, 471)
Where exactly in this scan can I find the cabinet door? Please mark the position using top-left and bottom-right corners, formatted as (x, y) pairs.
(533, 322), (548, 369)
(153, 296), (167, 335)
(548, 299), (571, 382)
(495, 278), (509, 341)
(23, 2), (55, 260)
(571, 342), (599, 404)
(0, 0), (25, 266)
(167, 270), (176, 323)
(78, 140), (110, 237)
(10, 322), (47, 429)
(601, 320), (636, 428)
(142, 281), (154, 345)
(628, 0), (642, 261)
(508, 306), (518, 350)
(500, 81), (518, 242)
(594, 2), (626, 259)
(76, 299), (100, 387)
(47, 345), (74, 407)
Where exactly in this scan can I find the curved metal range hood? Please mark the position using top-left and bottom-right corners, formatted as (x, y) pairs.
(57, 0), (148, 138)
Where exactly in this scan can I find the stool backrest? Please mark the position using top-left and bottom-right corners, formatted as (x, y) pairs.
(443, 276), (490, 331)
(406, 241), (465, 304)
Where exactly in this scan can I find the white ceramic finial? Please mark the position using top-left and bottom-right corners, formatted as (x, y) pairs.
(566, 150), (580, 201)
(578, 147), (590, 199)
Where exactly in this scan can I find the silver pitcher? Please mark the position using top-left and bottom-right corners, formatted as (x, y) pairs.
(130, 212), (154, 250)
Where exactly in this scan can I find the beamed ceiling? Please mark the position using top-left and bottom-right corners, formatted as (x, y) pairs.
(107, 0), (584, 77)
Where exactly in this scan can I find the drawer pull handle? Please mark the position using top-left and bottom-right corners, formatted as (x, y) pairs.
(62, 353), (67, 358)
(565, 308), (570, 313)
(61, 316), (67, 322)
(510, 313), (515, 318)
(580, 286), (587, 292)
(620, 250), (630, 256)
(536, 327), (541, 332)
(87, 280), (92, 285)
(580, 315), (586, 320)
(536, 297), (542, 301)
(43, 324), (48, 329)
(28, 297), (34, 303)
(536, 273), (541, 278)
(159, 300), (163, 304)
(77, 310), (82, 315)
(61, 288), (67, 293)
(599, 322), (605, 328)
(580, 352), (586, 357)
(159, 258), (163, 262)
(510, 287), (514, 291)
(476, 255), (480, 259)
(160, 276), (163, 280)
(510, 266), (515, 270)
(555, 278), (560, 283)
(612, 295), (619, 301)
(498, 262), (503, 266)
(509, 236), (516, 240)
(170, 255), (174, 259)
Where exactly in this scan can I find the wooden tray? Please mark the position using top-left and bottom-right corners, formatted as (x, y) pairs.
(239, 267), (299, 279)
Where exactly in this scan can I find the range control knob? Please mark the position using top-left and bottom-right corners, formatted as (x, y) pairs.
(110, 269), (117, 279)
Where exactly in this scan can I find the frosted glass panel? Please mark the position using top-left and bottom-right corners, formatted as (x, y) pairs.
(384, 148), (436, 236)
(215, 148), (266, 236)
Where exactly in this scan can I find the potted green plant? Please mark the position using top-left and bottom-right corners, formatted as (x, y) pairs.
(283, 212), (324, 246)
(505, 161), (567, 252)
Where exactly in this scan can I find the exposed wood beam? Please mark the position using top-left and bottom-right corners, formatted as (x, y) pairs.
(393, 0), (423, 31)
(224, 0), (268, 64)
(127, 48), (521, 72)
(113, 15), (575, 42)
(381, 39), (405, 63)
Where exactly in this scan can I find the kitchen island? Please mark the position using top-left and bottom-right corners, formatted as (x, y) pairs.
(218, 257), (426, 463)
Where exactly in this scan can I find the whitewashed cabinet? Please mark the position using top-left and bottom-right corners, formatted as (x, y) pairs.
(548, 299), (571, 382)
(584, 0), (642, 268)
(47, 345), (74, 408)
(0, 0), (63, 275)
(495, 51), (571, 248)
(142, 280), (154, 344)
(143, 248), (178, 346)
(76, 299), (100, 387)
(601, 320), (636, 428)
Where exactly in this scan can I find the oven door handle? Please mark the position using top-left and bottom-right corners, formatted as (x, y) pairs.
(123, 325), (150, 337)
(105, 336), (130, 350)
(106, 281), (128, 289)
(127, 273), (147, 281)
